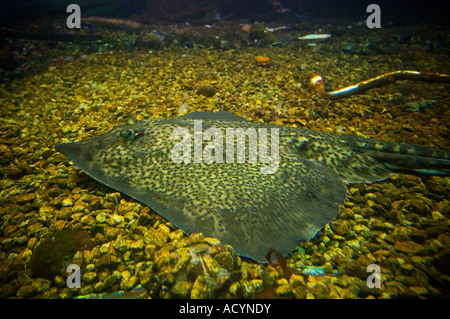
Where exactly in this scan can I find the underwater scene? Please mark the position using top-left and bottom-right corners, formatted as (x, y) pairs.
(0, 0), (449, 301)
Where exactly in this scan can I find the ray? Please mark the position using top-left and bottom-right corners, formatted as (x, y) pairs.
(55, 111), (450, 262)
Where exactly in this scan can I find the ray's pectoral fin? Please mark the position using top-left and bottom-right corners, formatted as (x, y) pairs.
(197, 151), (347, 262)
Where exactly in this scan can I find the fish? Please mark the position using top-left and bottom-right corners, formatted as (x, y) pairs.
(55, 111), (450, 262)
(298, 34), (331, 40)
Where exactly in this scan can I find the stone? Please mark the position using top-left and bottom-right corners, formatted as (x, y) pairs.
(309, 282), (329, 299)
(310, 252), (326, 266)
(61, 197), (74, 207)
(170, 280), (193, 298)
(95, 212), (109, 224)
(289, 273), (306, 299)
(120, 275), (139, 291)
(275, 278), (291, 296)
(72, 200), (86, 212)
(81, 215), (95, 225)
(330, 220), (351, 237)
(113, 236), (129, 252)
(82, 271), (98, 283)
(96, 254), (121, 271)
(191, 275), (214, 299)
(17, 284), (37, 298)
(130, 239), (144, 251)
(32, 278), (52, 294)
(347, 239), (361, 250)
(369, 219), (390, 232)
(406, 199), (431, 215)
(394, 240), (426, 254)
(431, 211), (445, 221)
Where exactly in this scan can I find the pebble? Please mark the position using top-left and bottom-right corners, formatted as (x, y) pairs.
(191, 275), (214, 299)
(275, 278), (291, 296)
(95, 212), (110, 224)
(431, 211), (445, 221)
(406, 199), (431, 215)
(82, 272), (98, 283)
(61, 198), (74, 207)
(369, 219), (390, 232)
(72, 200), (86, 212)
(394, 240), (426, 254)
(346, 239), (361, 250)
(171, 280), (193, 298)
(330, 220), (351, 237)
(289, 274), (307, 299)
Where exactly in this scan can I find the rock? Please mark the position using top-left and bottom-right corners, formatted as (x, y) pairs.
(275, 278), (291, 296)
(17, 284), (37, 298)
(369, 219), (390, 232)
(353, 224), (372, 238)
(130, 239), (144, 251)
(289, 274), (306, 299)
(72, 200), (86, 212)
(82, 271), (98, 283)
(352, 195), (367, 204)
(347, 239), (361, 250)
(104, 192), (121, 204)
(261, 266), (280, 288)
(409, 286), (429, 296)
(95, 254), (121, 271)
(108, 214), (124, 226)
(16, 192), (36, 204)
(191, 275), (214, 299)
(120, 274), (139, 291)
(302, 266), (325, 276)
(431, 211), (445, 221)
(409, 227), (428, 244)
(241, 279), (263, 298)
(171, 280), (193, 298)
(356, 254), (376, 268)
(144, 225), (169, 247)
(406, 199), (431, 215)
(81, 215), (95, 225)
(32, 278), (52, 294)
(61, 197), (74, 207)
(330, 220), (351, 237)
(169, 229), (184, 241)
(344, 263), (367, 280)
(394, 240), (426, 254)
(373, 249), (390, 261)
(196, 86), (217, 97)
(30, 229), (93, 280)
(309, 282), (329, 299)
(113, 236), (129, 252)
(95, 212), (109, 224)
(425, 224), (448, 237)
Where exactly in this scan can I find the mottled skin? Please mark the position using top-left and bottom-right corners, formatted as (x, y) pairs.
(55, 111), (450, 262)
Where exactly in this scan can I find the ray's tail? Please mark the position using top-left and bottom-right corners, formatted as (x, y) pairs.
(347, 136), (450, 175)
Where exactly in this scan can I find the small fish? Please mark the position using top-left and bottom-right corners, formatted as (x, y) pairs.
(298, 34), (331, 40)
(55, 111), (449, 262)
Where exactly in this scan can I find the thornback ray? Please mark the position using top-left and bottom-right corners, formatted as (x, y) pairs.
(55, 111), (450, 262)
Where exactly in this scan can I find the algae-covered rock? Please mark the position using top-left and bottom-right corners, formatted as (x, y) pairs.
(30, 229), (93, 280)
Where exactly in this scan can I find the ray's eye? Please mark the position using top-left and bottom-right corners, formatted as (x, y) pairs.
(119, 129), (135, 140)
